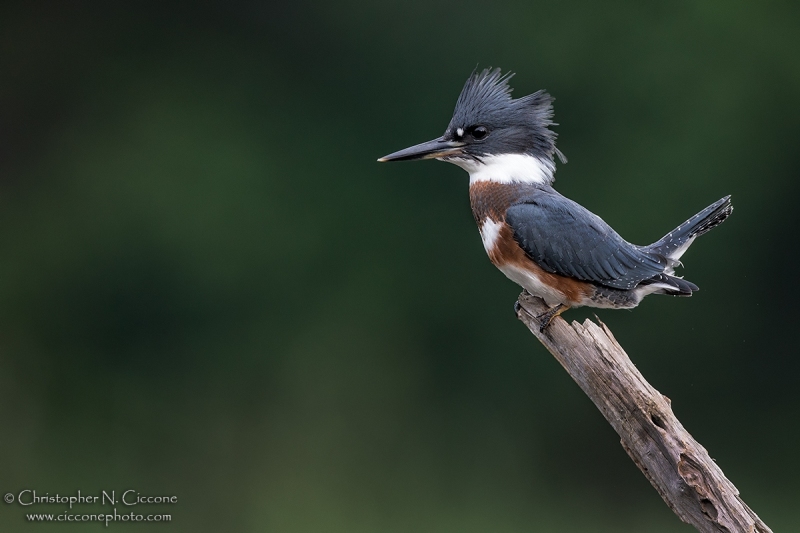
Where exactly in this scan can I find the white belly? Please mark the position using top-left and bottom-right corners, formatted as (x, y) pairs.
(496, 262), (572, 307)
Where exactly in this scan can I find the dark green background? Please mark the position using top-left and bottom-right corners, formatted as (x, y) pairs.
(1, 2), (798, 531)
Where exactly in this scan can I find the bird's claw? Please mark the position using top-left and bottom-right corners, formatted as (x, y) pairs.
(535, 304), (567, 333)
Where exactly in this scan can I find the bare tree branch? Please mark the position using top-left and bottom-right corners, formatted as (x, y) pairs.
(515, 292), (771, 533)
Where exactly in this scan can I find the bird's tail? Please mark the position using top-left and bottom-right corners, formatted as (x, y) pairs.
(647, 195), (733, 263)
(637, 273), (699, 296)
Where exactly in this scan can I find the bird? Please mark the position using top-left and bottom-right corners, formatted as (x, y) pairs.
(378, 68), (732, 331)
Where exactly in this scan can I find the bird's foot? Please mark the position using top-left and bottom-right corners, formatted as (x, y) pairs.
(514, 290), (534, 316)
(535, 304), (568, 332)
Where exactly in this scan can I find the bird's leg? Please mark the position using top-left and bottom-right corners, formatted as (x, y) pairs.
(535, 304), (568, 332)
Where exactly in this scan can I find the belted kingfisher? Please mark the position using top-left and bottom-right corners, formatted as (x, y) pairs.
(379, 68), (732, 331)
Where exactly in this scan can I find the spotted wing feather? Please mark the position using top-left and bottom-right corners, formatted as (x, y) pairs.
(505, 189), (667, 290)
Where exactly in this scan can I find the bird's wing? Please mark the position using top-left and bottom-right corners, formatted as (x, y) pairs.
(505, 190), (666, 290)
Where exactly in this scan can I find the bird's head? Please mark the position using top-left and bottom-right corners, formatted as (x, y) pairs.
(379, 68), (565, 183)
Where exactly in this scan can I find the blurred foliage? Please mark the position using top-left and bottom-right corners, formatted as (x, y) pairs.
(1, 1), (799, 531)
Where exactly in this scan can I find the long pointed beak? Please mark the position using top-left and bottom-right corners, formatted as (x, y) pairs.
(378, 137), (465, 162)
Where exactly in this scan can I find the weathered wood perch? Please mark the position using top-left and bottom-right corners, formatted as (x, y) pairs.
(515, 292), (771, 533)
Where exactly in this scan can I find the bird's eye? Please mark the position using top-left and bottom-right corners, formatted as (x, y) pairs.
(471, 126), (488, 140)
